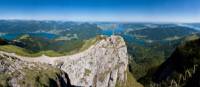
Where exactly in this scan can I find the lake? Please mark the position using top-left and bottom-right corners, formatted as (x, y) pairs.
(0, 33), (57, 40)
(101, 24), (145, 45)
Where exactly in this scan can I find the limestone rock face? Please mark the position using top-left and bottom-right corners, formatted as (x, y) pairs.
(0, 35), (129, 87)
(0, 53), (71, 87)
(56, 36), (129, 87)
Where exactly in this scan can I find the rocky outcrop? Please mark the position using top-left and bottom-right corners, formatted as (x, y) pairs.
(0, 53), (72, 87)
(0, 35), (129, 87)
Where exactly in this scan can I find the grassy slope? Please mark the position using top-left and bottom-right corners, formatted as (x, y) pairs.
(0, 36), (100, 57)
(115, 71), (143, 87)
(125, 71), (144, 87)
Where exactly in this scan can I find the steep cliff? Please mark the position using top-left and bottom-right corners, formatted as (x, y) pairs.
(0, 35), (129, 87)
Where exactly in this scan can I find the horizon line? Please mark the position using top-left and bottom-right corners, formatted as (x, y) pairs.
(0, 18), (200, 24)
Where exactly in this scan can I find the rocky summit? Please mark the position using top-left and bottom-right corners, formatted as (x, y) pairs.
(0, 35), (129, 87)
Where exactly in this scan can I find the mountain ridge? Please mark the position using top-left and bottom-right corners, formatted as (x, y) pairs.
(0, 35), (138, 87)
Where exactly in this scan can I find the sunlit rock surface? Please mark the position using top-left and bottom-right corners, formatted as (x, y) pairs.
(0, 35), (129, 87)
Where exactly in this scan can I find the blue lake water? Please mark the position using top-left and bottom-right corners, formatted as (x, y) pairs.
(0, 33), (57, 40)
(101, 24), (145, 45)
(0, 33), (20, 40)
(1, 25), (146, 46)
(30, 33), (57, 39)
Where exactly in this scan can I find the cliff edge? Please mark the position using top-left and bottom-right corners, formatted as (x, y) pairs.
(0, 35), (129, 87)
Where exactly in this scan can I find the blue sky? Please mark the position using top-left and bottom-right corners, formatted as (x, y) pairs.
(0, 0), (200, 22)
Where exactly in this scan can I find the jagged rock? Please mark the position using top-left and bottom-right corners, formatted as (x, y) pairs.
(0, 53), (72, 87)
(0, 35), (129, 87)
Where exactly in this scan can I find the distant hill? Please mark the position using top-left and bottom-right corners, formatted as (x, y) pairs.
(0, 35), (100, 57)
(0, 20), (101, 40)
(128, 26), (199, 41)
